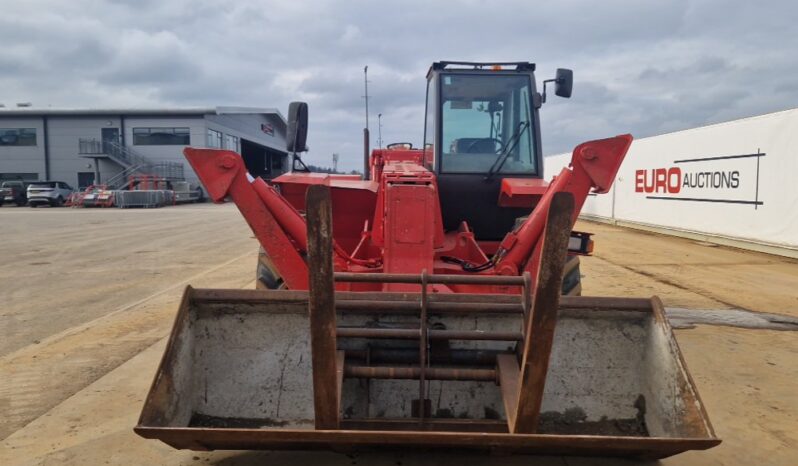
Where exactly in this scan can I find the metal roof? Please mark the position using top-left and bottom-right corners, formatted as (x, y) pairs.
(0, 106), (286, 125)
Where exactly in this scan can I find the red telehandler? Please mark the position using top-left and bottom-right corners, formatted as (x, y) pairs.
(136, 62), (719, 459)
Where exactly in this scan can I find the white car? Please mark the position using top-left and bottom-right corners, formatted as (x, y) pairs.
(27, 181), (74, 207)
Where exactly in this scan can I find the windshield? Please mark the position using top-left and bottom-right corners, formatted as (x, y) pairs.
(439, 74), (536, 175)
(29, 182), (56, 188)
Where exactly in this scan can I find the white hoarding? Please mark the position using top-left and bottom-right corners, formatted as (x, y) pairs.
(542, 108), (798, 253)
(543, 147), (615, 218)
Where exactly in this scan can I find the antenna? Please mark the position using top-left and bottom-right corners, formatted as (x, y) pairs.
(362, 66), (370, 131)
(378, 113), (383, 148)
(362, 65), (371, 180)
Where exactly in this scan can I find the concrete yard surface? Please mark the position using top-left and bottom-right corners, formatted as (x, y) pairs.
(1, 206), (797, 465)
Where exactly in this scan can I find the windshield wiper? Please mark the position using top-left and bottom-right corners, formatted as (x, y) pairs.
(484, 121), (530, 181)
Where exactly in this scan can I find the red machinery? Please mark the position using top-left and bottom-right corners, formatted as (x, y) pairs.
(185, 62), (633, 294)
(185, 134), (631, 293)
(136, 62), (718, 459)
(68, 184), (115, 208)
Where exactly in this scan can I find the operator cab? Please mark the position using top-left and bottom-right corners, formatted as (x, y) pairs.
(424, 61), (572, 240)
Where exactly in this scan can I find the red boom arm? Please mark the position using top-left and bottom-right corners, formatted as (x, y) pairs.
(182, 134), (632, 293)
(494, 134), (633, 275)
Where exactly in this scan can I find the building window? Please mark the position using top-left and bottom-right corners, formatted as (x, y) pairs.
(224, 134), (240, 153)
(77, 172), (95, 189)
(0, 128), (37, 146)
(132, 127), (190, 145)
(0, 172), (39, 181)
(207, 129), (222, 148)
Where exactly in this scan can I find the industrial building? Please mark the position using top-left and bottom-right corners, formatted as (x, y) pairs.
(0, 106), (289, 191)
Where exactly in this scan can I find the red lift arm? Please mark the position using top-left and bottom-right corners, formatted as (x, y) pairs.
(494, 134), (632, 276)
(183, 134), (632, 292)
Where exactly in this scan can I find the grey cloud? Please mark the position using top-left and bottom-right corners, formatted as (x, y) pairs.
(97, 31), (201, 85)
(639, 56), (733, 82)
(1, 0), (797, 170)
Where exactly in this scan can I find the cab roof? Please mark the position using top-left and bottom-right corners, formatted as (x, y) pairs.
(427, 61), (535, 78)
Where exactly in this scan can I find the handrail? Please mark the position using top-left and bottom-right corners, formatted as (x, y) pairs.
(78, 138), (185, 188)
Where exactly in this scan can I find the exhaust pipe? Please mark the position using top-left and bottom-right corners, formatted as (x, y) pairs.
(363, 128), (370, 180)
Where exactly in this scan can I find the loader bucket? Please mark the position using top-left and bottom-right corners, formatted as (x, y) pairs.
(135, 286), (719, 459)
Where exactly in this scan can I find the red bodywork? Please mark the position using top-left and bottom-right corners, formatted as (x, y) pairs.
(184, 134), (632, 293)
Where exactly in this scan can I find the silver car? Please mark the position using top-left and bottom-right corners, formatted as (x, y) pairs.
(27, 181), (74, 207)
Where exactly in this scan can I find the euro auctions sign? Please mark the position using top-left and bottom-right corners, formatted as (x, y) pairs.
(544, 108), (798, 251)
(634, 152), (764, 208)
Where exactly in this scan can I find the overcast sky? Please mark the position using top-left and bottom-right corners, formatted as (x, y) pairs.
(1, 0), (796, 170)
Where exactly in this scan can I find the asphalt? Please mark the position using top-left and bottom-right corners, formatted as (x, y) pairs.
(0, 204), (796, 465)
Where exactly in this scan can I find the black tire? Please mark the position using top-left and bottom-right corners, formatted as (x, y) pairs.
(561, 255), (582, 296)
(514, 216), (582, 295)
(52, 196), (64, 207)
(256, 247), (285, 290)
(255, 251), (581, 293)
(254, 239), (582, 294)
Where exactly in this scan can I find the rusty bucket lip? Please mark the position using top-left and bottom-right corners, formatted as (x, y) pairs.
(133, 425), (721, 458)
(135, 424), (722, 441)
(136, 287), (720, 459)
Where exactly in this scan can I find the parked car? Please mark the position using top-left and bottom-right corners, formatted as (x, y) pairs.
(171, 181), (203, 203)
(1, 180), (29, 206)
(27, 181), (74, 207)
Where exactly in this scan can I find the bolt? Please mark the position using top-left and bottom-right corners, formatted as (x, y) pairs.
(581, 147), (597, 160)
(219, 154), (237, 169)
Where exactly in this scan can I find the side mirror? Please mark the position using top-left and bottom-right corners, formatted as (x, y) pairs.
(286, 101), (308, 152)
(554, 68), (573, 98)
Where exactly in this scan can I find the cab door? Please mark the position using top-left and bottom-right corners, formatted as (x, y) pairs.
(432, 71), (542, 240)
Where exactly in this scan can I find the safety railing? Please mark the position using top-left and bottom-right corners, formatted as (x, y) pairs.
(78, 138), (185, 188)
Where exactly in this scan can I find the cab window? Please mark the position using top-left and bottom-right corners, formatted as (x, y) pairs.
(422, 76), (437, 168)
(439, 74), (536, 175)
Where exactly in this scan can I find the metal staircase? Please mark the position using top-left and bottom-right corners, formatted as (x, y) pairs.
(78, 138), (184, 189)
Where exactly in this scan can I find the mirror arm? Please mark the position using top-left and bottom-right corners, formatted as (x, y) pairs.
(541, 78), (557, 104)
(292, 152), (311, 173)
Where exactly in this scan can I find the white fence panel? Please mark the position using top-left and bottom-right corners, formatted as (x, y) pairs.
(614, 109), (798, 250)
(542, 109), (798, 255)
(544, 148), (615, 219)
